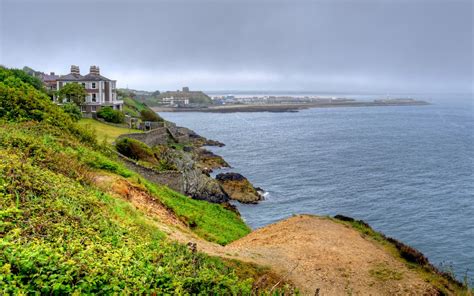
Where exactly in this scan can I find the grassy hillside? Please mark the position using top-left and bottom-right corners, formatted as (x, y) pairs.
(0, 66), (254, 293)
(122, 97), (150, 118)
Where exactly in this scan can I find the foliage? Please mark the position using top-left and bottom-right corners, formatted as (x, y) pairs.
(61, 102), (82, 121)
(57, 82), (87, 106)
(115, 137), (156, 163)
(0, 66), (96, 145)
(0, 66), (257, 293)
(122, 96), (164, 122)
(115, 139), (178, 171)
(0, 122), (253, 293)
(141, 109), (162, 122)
(97, 106), (125, 123)
(0, 66), (45, 92)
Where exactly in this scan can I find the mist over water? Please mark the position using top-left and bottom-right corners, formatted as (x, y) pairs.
(161, 93), (474, 282)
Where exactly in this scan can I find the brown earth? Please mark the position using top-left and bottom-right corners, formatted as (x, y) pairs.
(92, 174), (453, 296)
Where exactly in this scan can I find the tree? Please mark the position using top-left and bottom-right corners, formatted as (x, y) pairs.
(57, 83), (87, 106)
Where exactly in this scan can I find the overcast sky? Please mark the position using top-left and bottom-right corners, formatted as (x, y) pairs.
(1, 0), (472, 93)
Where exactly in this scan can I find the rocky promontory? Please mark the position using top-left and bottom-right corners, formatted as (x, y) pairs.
(216, 172), (264, 204)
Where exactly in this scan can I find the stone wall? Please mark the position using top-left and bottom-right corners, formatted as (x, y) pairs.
(165, 122), (190, 143)
(117, 152), (185, 194)
(117, 127), (169, 146)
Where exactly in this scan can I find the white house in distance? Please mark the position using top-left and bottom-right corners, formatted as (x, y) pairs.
(56, 65), (123, 113)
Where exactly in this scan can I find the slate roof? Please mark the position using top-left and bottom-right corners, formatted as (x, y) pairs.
(40, 73), (59, 82)
(57, 73), (113, 82)
(57, 73), (84, 81)
(83, 73), (112, 81)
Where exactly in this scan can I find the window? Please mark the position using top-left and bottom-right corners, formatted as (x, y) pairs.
(92, 106), (96, 112)
(92, 93), (97, 102)
(82, 83), (86, 88)
(91, 82), (96, 89)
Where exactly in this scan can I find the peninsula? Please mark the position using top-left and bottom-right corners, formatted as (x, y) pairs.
(152, 98), (430, 113)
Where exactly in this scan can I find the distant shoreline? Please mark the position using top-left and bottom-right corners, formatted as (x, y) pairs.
(152, 100), (430, 113)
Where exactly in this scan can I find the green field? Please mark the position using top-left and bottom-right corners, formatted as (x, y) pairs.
(77, 118), (142, 144)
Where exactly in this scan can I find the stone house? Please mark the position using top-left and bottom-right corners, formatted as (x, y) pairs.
(56, 65), (123, 113)
(39, 72), (59, 92)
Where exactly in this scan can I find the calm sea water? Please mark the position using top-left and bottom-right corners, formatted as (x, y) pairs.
(160, 94), (474, 282)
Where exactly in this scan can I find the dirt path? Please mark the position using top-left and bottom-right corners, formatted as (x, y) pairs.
(93, 174), (440, 295)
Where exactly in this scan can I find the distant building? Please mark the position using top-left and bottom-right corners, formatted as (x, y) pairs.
(56, 65), (123, 113)
(162, 96), (190, 106)
(160, 86), (211, 107)
(39, 72), (59, 92)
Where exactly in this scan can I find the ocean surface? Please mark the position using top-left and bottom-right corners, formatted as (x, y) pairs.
(160, 93), (474, 282)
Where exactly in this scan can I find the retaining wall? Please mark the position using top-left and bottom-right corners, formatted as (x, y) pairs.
(116, 152), (185, 194)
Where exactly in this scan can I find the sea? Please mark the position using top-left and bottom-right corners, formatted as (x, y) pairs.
(160, 92), (474, 283)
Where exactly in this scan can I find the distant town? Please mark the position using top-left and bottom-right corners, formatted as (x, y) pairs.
(25, 65), (429, 114)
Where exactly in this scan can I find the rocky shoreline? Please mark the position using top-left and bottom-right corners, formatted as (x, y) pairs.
(152, 100), (430, 113)
(116, 120), (264, 210)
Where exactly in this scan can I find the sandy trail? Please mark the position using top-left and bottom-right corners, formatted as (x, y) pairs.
(94, 174), (439, 295)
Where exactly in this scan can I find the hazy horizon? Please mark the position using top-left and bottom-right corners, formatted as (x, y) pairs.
(1, 0), (472, 94)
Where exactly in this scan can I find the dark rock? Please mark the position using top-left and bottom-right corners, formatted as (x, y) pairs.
(216, 172), (246, 182)
(205, 139), (225, 147)
(221, 202), (241, 216)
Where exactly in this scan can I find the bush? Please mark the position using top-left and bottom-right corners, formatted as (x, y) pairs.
(97, 106), (125, 123)
(140, 109), (162, 122)
(0, 66), (96, 146)
(62, 102), (82, 121)
(115, 137), (155, 163)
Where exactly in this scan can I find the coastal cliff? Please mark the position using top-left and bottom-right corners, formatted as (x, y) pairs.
(0, 66), (469, 295)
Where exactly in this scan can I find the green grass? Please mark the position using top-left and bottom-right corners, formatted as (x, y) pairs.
(0, 122), (254, 294)
(143, 182), (250, 245)
(123, 97), (148, 118)
(77, 118), (141, 144)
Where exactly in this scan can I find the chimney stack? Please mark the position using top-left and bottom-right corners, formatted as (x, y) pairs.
(50, 72), (55, 76)
(89, 65), (100, 75)
(70, 65), (80, 75)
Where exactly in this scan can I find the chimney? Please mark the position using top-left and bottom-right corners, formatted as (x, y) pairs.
(89, 65), (100, 75)
(50, 72), (55, 76)
(70, 65), (80, 75)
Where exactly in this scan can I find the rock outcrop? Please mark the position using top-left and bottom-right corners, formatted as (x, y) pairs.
(216, 172), (263, 204)
(173, 150), (229, 203)
(195, 148), (229, 172)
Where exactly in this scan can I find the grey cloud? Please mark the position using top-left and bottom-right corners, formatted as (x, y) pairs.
(1, 0), (472, 93)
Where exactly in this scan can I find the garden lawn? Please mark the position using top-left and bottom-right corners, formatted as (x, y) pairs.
(78, 118), (142, 144)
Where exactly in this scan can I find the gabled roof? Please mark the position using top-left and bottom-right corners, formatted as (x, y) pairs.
(57, 73), (84, 81)
(57, 73), (113, 82)
(40, 73), (59, 82)
(83, 73), (112, 81)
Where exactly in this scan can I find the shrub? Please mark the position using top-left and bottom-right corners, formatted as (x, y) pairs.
(115, 137), (155, 163)
(140, 109), (163, 122)
(0, 66), (96, 146)
(61, 102), (82, 121)
(97, 106), (125, 123)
